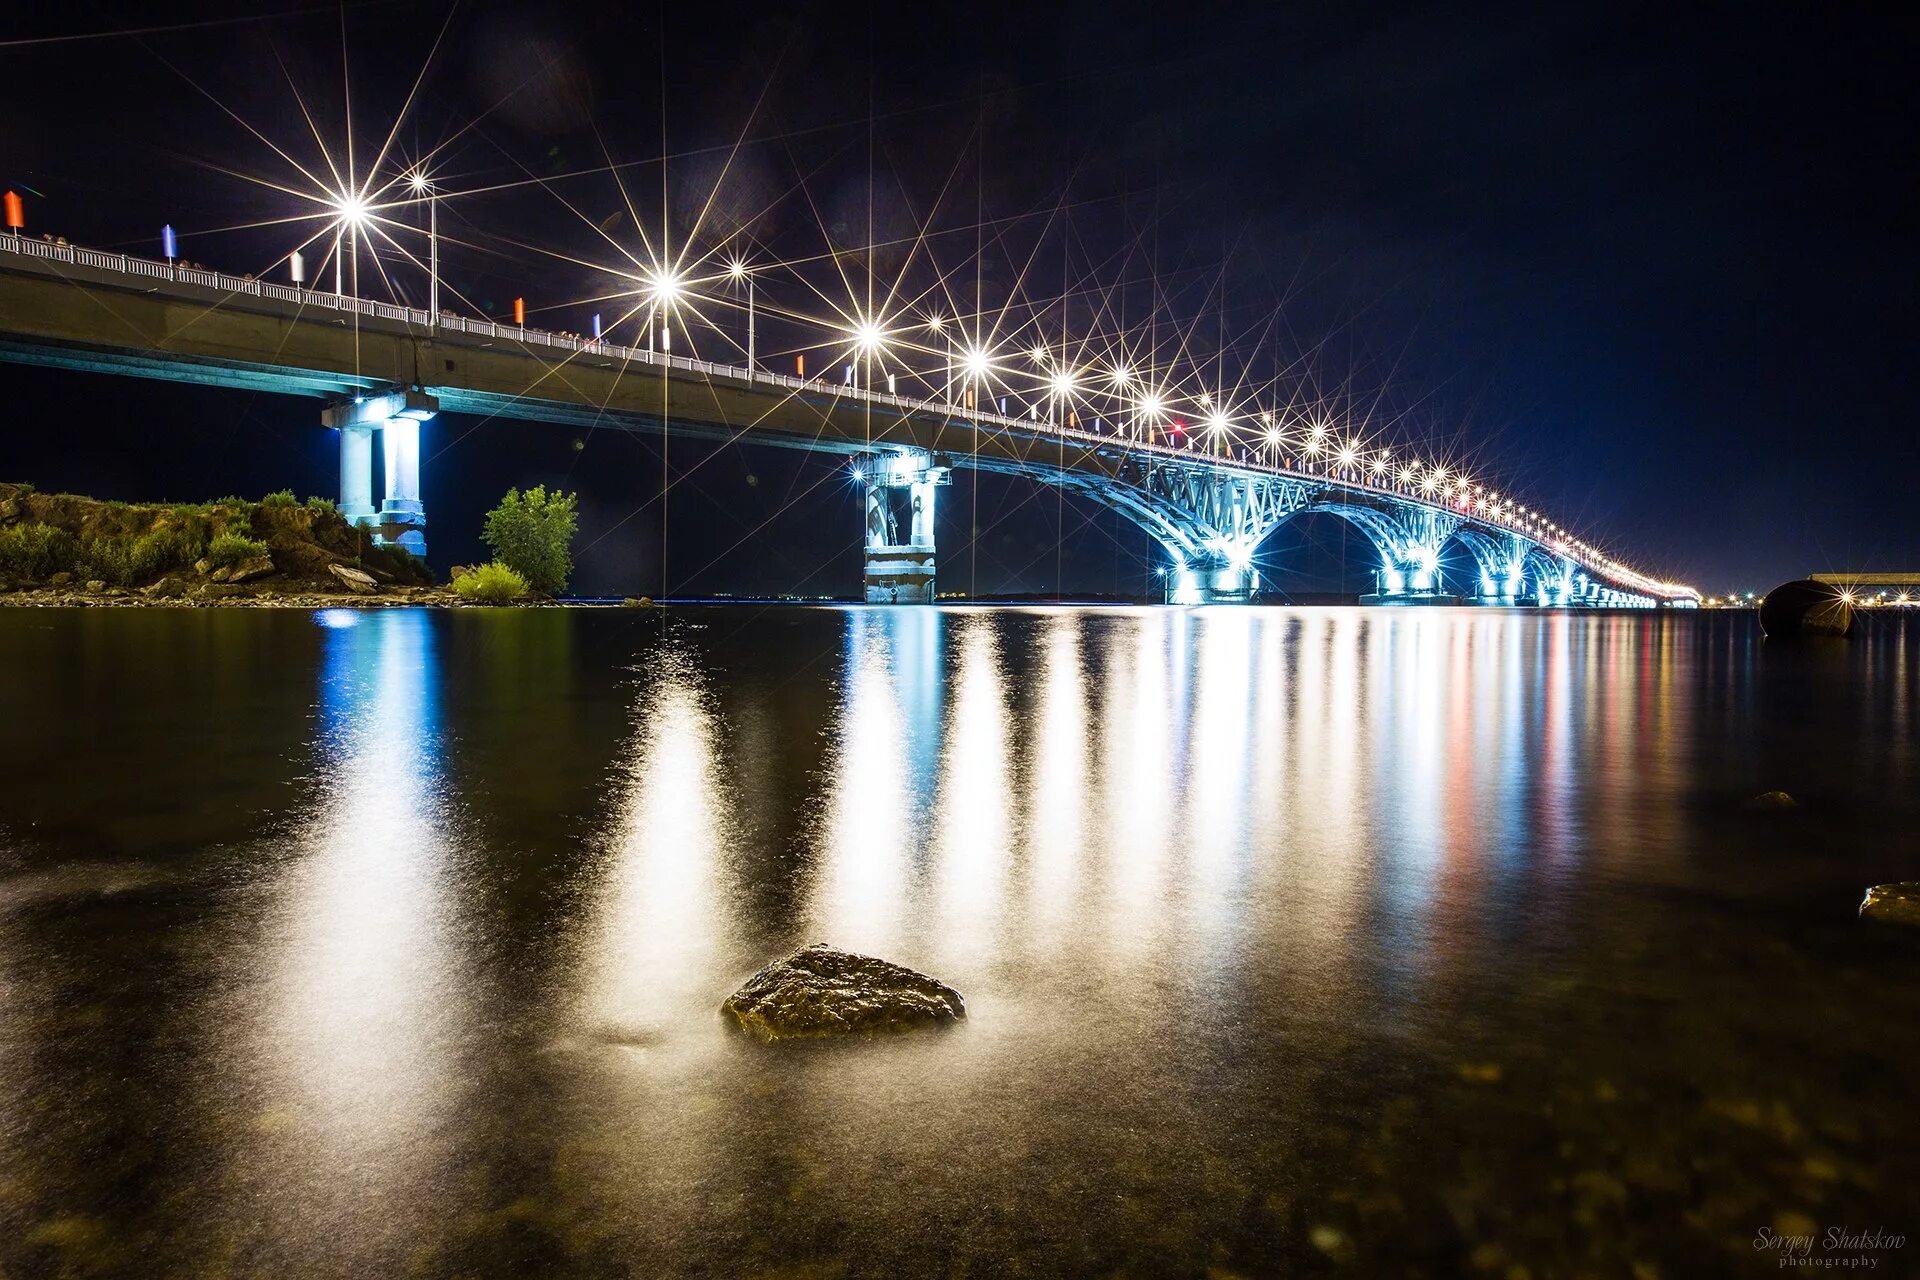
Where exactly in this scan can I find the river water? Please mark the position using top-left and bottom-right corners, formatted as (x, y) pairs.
(0, 605), (1915, 1276)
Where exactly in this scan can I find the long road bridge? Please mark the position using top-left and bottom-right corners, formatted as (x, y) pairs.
(0, 233), (1696, 606)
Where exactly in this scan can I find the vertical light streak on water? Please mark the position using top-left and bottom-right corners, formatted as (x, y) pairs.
(1025, 613), (1086, 956)
(812, 610), (915, 957)
(1441, 609), (1482, 867)
(1495, 610), (1530, 866)
(1244, 614), (1292, 906)
(581, 654), (729, 1041)
(1378, 610), (1449, 919)
(1536, 612), (1576, 870)
(1104, 610), (1174, 959)
(892, 606), (947, 805)
(930, 619), (1013, 969)
(253, 610), (460, 1219)
(1184, 609), (1254, 955)
(1278, 609), (1367, 956)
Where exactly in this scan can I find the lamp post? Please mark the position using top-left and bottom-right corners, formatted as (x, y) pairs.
(408, 170), (438, 325)
(727, 258), (754, 370)
(926, 313), (950, 404)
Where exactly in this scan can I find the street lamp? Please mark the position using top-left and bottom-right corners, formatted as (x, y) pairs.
(727, 257), (754, 370)
(331, 191), (368, 297)
(926, 313), (954, 403)
(644, 267), (682, 353)
(1050, 367), (1077, 431)
(407, 170), (438, 326)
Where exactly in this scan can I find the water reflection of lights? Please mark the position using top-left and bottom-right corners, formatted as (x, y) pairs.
(812, 611), (919, 955)
(1103, 611), (1174, 955)
(1185, 611), (1254, 944)
(584, 657), (731, 1034)
(259, 611), (460, 1197)
(1025, 616), (1087, 951)
(314, 608), (359, 629)
(931, 621), (1013, 965)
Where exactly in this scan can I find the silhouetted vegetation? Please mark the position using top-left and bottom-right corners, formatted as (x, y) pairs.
(481, 485), (577, 595)
(452, 561), (530, 602)
(0, 481), (430, 592)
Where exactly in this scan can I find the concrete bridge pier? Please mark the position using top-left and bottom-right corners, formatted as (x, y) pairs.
(1372, 552), (1444, 602)
(336, 420), (377, 527)
(861, 450), (949, 603)
(1166, 557), (1257, 604)
(321, 388), (438, 556)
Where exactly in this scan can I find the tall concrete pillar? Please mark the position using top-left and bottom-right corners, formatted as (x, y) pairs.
(909, 475), (938, 549)
(338, 423), (376, 527)
(862, 450), (948, 603)
(380, 417), (427, 556)
(322, 388), (438, 556)
(1167, 558), (1255, 604)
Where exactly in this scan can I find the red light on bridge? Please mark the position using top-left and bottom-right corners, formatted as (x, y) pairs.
(3, 191), (22, 231)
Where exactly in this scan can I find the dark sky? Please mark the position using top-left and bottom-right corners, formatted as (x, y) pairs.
(1, 1), (1914, 596)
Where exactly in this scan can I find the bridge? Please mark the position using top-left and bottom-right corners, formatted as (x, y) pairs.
(0, 232), (1696, 606)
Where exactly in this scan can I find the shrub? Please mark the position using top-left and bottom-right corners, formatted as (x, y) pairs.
(261, 489), (298, 507)
(305, 496), (338, 514)
(129, 526), (205, 581)
(451, 561), (529, 602)
(481, 485), (577, 595)
(75, 537), (133, 587)
(0, 524), (76, 579)
(205, 531), (269, 570)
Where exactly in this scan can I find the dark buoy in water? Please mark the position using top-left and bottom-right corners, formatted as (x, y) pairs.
(1758, 579), (1854, 639)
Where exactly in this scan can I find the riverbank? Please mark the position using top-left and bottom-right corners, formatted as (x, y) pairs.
(0, 481), (437, 598)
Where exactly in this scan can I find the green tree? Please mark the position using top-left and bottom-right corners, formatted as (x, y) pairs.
(482, 485), (578, 594)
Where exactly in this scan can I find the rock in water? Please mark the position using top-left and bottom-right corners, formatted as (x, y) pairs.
(1747, 790), (1798, 810)
(1860, 882), (1920, 926)
(721, 944), (965, 1041)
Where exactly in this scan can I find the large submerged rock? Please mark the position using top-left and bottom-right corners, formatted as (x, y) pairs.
(721, 944), (965, 1041)
(1860, 882), (1920, 926)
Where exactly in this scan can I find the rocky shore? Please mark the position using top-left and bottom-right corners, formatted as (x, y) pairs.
(0, 580), (466, 608)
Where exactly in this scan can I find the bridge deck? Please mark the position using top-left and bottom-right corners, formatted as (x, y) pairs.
(0, 234), (1693, 601)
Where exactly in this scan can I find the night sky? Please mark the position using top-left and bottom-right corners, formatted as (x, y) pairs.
(1, 1), (1914, 597)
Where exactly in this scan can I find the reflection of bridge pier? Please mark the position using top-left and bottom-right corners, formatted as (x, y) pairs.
(321, 389), (438, 557)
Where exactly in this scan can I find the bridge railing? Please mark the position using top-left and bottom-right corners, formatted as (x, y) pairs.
(0, 231), (1691, 601)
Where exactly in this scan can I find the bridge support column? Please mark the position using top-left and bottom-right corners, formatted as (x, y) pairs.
(380, 418), (427, 557)
(337, 422), (376, 528)
(860, 450), (949, 603)
(1167, 558), (1256, 604)
(322, 388), (438, 556)
(1368, 549), (1447, 603)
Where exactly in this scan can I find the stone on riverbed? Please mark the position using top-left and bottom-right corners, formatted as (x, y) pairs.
(721, 944), (965, 1041)
(1859, 882), (1920, 926)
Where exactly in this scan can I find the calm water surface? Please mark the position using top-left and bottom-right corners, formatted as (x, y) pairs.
(0, 606), (1916, 1277)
